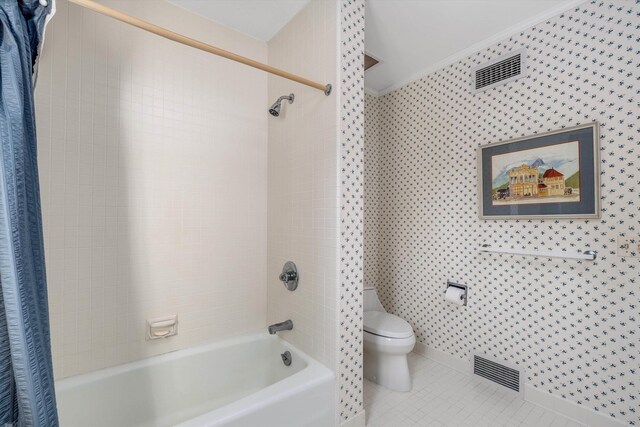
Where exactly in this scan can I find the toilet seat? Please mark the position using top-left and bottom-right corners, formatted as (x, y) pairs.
(363, 311), (413, 339)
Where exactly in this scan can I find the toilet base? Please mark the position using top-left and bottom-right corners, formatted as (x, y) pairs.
(364, 346), (413, 392)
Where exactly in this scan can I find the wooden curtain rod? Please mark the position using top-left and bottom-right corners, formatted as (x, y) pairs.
(67, 0), (332, 95)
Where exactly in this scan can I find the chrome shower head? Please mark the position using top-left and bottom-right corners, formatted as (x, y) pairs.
(268, 104), (281, 117)
(269, 93), (294, 117)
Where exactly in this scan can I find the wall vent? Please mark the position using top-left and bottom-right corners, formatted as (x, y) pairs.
(472, 354), (524, 396)
(471, 49), (526, 93)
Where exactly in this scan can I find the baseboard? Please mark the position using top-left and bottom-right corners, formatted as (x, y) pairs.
(340, 410), (365, 427)
(525, 385), (627, 427)
(413, 341), (470, 374)
(412, 343), (627, 427)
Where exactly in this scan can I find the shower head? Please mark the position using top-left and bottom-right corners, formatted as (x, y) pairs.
(269, 93), (295, 117)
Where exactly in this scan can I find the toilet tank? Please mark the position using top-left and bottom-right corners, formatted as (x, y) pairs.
(364, 287), (386, 312)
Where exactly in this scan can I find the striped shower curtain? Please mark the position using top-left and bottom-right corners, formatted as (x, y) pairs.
(0, 0), (57, 425)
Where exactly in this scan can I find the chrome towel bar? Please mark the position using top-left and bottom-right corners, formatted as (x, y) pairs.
(480, 244), (597, 261)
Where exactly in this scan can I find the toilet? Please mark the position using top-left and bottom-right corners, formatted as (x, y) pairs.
(363, 287), (416, 392)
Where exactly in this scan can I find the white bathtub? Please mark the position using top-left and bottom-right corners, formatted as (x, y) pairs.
(55, 333), (335, 427)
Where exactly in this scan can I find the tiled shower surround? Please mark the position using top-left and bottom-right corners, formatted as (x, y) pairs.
(36, 0), (269, 378)
(364, 1), (639, 425)
(267, 0), (366, 424)
(267, 0), (340, 381)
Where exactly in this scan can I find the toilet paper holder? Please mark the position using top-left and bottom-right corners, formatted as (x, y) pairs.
(446, 282), (468, 306)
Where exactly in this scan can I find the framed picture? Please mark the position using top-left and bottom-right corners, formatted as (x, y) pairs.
(478, 122), (600, 220)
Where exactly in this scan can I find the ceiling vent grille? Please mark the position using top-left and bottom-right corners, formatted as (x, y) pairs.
(472, 49), (526, 93)
(472, 354), (524, 396)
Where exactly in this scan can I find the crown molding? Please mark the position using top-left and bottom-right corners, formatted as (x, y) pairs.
(364, 86), (381, 97)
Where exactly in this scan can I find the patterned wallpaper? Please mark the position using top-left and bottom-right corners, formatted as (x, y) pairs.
(339, 0), (365, 423)
(363, 95), (380, 293)
(364, 1), (639, 425)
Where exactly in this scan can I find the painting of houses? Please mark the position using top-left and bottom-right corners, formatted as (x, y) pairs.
(542, 168), (565, 196)
(479, 123), (599, 219)
(490, 140), (580, 206)
(508, 164), (539, 196)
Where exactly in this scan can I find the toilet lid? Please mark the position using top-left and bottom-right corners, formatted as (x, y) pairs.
(363, 311), (413, 339)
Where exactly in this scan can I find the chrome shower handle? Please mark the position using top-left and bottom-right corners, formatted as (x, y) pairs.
(279, 261), (298, 291)
(279, 271), (296, 283)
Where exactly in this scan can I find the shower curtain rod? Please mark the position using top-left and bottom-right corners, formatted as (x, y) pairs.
(67, 0), (333, 95)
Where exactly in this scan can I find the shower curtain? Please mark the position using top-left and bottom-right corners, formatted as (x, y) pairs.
(0, 0), (57, 426)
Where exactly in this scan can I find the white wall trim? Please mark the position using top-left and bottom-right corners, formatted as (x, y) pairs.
(364, 86), (381, 97)
(340, 410), (366, 427)
(373, 0), (589, 97)
(413, 341), (470, 374)
(412, 343), (627, 427)
(525, 385), (627, 427)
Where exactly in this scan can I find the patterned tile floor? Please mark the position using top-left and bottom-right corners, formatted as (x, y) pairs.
(364, 353), (585, 427)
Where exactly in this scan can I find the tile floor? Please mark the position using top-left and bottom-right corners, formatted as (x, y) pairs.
(364, 353), (586, 427)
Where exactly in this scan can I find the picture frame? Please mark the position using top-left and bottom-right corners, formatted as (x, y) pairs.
(478, 122), (600, 220)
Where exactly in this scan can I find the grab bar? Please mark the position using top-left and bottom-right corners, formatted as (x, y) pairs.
(479, 244), (597, 261)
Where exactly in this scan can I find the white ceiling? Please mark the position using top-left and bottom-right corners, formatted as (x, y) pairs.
(167, 0), (310, 41)
(167, 0), (587, 94)
(365, 0), (587, 95)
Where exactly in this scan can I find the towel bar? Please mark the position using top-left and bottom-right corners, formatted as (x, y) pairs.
(479, 244), (597, 261)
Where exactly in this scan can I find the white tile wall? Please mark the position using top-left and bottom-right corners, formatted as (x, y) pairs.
(266, 0), (340, 372)
(36, 0), (268, 378)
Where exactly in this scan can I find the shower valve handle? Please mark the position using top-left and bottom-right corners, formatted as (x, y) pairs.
(280, 271), (296, 283)
(279, 261), (298, 291)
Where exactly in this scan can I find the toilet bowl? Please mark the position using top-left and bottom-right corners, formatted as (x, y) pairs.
(363, 287), (416, 392)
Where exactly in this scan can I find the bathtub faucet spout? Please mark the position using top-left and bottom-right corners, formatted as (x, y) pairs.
(268, 319), (293, 335)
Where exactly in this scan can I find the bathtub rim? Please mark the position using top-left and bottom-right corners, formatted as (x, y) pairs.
(176, 340), (334, 426)
(55, 331), (327, 391)
(55, 331), (336, 426)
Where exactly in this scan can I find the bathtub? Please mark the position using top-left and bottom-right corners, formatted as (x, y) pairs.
(55, 333), (335, 427)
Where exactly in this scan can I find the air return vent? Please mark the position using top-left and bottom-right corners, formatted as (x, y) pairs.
(471, 49), (526, 93)
(472, 354), (524, 396)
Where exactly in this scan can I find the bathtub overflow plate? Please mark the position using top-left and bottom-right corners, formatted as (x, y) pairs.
(281, 351), (292, 367)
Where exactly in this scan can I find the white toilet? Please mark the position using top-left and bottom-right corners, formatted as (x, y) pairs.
(363, 287), (416, 392)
